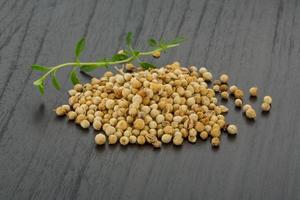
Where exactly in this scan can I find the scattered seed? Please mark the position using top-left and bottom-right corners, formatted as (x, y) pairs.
(108, 134), (118, 144)
(245, 108), (256, 119)
(220, 74), (229, 83)
(227, 124), (238, 135)
(261, 102), (271, 112)
(95, 133), (106, 145)
(263, 96), (272, 104)
(211, 137), (220, 147)
(234, 99), (243, 107)
(54, 62), (272, 149)
(249, 87), (258, 97)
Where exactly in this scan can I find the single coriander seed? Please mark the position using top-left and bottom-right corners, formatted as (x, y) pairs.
(261, 102), (271, 112)
(234, 99), (243, 107)
(95, 133), (106, 145)
(67, 111), (77, 120)
(242, 104), (252, 112)
(263, 96), (272, 104)
(227, 124), (238, 135)
(108, 135), (118, 144)
(221, 91), (229, 100)
(234, 89), (244, 99)
(173, 136), (183, 146)
(137, 135), (146, 145)
(55, 106), (66, 116)
(152, 51), (161, 58)
(161, 134), (172, 143)
(220, 74), (229, 83)
(229, 85), (238, 94)
(119, 136), (129, 146)
(80, 119), (90, 129)
(211, 137), (220, 147)
(200, 131), (208, 140)
(245, 108), (256, 119)
(249, 87), (258, 97)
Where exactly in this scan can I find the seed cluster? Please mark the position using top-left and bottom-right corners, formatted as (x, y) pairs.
(55, 62), (272, 148)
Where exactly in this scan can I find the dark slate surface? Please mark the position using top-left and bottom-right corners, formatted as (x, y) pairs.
(0, 0), (299, 199)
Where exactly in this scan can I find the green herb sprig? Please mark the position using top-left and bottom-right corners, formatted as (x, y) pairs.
(32, 32), (184, 94)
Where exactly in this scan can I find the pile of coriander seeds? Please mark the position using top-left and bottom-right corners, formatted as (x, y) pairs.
(55, 62), (272, 148)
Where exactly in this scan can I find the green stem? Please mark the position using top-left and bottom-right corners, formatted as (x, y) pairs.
(34, 43), (179, 84)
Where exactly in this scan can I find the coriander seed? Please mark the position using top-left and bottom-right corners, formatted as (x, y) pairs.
(229, 85), (238, 94)
(119, 136), (129, 145)
(137, 135), (146, 145)
(108, 135), (118, 144)
(249, 87), (258, 97)
(173, 136), (183, 146)
(234, 89), (244, 99)
(200, 131), (208, 140)
(67, 111), (77, 120)
(261, 102), (271, 112)
(220, 74), (229, 83)
(234, 99), (243, 107)
(211, 137), (220, 147)
(242, 104), (252, 112)
(245, 108), (256, 119)
(227, 124), (238, 135)
(95, 133), (106, 145)
(161, 134), (172, 143)
(263, 96), (272, 104)
(55, 106), (66, 116)
(80, 120), (90, 129)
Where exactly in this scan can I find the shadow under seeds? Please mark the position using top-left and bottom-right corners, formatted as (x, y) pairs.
(261, 110), (271, 118)
(248, 95), (257, 103)
(33, 103), (46, 122)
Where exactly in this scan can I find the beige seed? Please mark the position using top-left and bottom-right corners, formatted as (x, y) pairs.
(95, 133), (106, 145)
(161, 134), (172, 143)
(55, 106), (66, 116)
(234, 89), (244, 99)
(119, 136), (129, 145)
(131, 78), (142, 89)
(242, 104), (252, 112)
(134, 119), (145, 130)
(249, 87), (258, 97)
(67, 111), (77, 120)
(80, 119), (90, 129)
(92, 121), (102, 130)
(104, 125), (116, 135)
(229, 85), (238, 94)
(129, 135), (137, 144)
(152, 51), (161, 58)
(108, 135), (118, 144)
(199, 67), (207, 74)
(202, 72), (213, 81)
(210, 128), (221, 137)
(105, 99), (115, 109)
(220, 74), (229, 83)
(245, 108), (256, 119)
(261, 102), (271, 112)
(234, 99), (243, 107)
(163, 126), (174, 135)
(263, 96), (272, 104)
(188, 135), (197, 143)
(227, 124), (238, 135)
(211, 137), (220, 147)
(116, 120), (128, 131)
(137, 135), (146, 145)
(221, 91), (229, 100)
(173, 136), (183, 146)
(200, 131), (208, 140)
(220, 105), (229, 113)
(152, 141), (162, 148)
